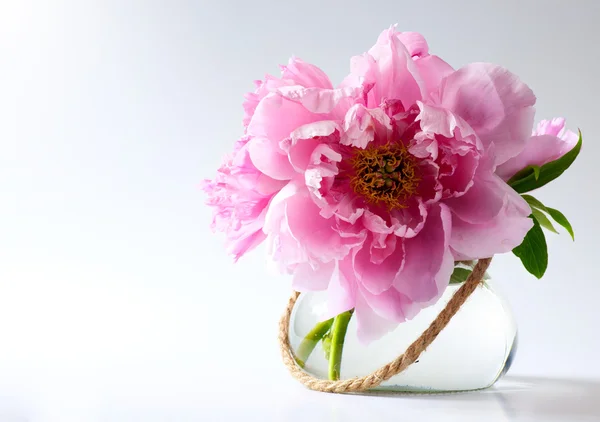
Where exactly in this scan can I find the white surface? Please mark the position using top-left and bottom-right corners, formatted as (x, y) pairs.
(1, 1), (599, 421)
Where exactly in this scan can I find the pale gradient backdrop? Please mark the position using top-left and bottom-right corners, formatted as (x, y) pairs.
(1, 1), (599, 421)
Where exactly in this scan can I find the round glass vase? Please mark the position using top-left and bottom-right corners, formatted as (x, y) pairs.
(288, 269), (517, 393)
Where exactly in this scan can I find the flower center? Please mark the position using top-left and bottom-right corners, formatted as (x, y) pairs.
(351, 143), (420, 209)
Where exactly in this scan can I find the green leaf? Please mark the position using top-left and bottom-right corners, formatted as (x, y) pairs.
(546, 207), (575, 240)
(531, 208), (558, 234)
(508, 131), (582, 194)
(449, 267), (472, 284)
(522, 194), (575, 240)
(512, 217), (548, 279)
(507, 165), (537, 185)
(522, 194), (547, 211)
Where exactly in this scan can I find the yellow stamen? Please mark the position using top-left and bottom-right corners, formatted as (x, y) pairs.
(350, 143), (420, 209)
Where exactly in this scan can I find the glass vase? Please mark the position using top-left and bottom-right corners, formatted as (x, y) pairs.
(288, 267), (517, 393)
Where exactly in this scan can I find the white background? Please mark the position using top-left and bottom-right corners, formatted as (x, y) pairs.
(1, 1), (599, 421)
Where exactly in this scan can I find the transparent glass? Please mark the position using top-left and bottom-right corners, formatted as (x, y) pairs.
(289, 277), (518, 393)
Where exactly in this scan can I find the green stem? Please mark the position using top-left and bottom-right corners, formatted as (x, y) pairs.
(294, 318), (333, 368)
(328, 310), (353, 380)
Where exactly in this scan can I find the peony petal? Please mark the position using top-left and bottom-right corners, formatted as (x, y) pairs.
(396, 32), (454, 98)
(285, 190), (355, 263)
(360, 285), (420, 323)
(439, 150), (478, 198)
(414, 55), (455, 96)
(292, 261), (335, 292)
(287, 121), (339, 172)
(242, 75), (291, 128)
(394, 203), (452, 303)
(416, 101), (482, 150)
(263, 182), (307, 270)
(450, 195), (533, 259)
(397, 32), (429, 57)
(390, 198), (428, 238)
(362, 209), (395, 234)
(229, 229), (267, 262)
(365, 28), (424, 109)
(243, 57), (334, 128)
(369, 233), (397, 265)
(445, 154), (518, 224)
(263, 181), (300, 234)
(254, 173), (288, 196)
(534, 117), (569, 137)
(444, 175), (503, 224)
(247, 136), (295, 180)
(424, 246), (455, 306)
(496, 132), (579, 181)
(281, 57), (334, 89)
(436, 63), (536, 165)
(323, 258), (357, 318)
(322, 192), (365, 224)
(354, 290), (398, 344)
(290, 120), (339, 142)
(277, 85), (360, 115)
(409, 136), (438, 160)
(247, 92), (324, 142)
(341, 104), (393, 148)
(342, 28), (423, 110)
(304, 144), (342, 201)
(415, 159), (443, 204)
(352, 234), (405, 295)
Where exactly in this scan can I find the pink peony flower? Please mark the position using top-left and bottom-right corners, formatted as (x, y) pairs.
(204, 27), (539, 342)
(496, 118), (578, 181)
(202, 137), (286, 261)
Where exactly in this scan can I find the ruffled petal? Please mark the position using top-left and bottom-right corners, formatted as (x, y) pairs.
(415, 101), (482, 151)
(496, 118), (578, 180)
(243, 57), (334, 128)
(285, 189), (356, 263)
(450, 195), (533, 259)
(243, 75), (290, 128)
(304, 144), (342, 201)
(438, 150), (478, 198)
(247, 92), (324, 142)
(263, 182), (307, 270)
(352, 233), (405, 295)
(396, 32), (454, 97)
(362, 209), (395, 234)
(390, 198), (428, 238)
(534, 117), (573, 138)
(445, 154), (525, 224)
(280, 57), (334, 89)
(436, 63), (536, 165)
(360, 285), (419, 323)
(287, 121), (340, 172)
(341, 104), (393, 148)
(393, 203), (452, 303)
(277, 85), (360, 115)
(366, 28), (423, 108)
(342, 28), (423, 109)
